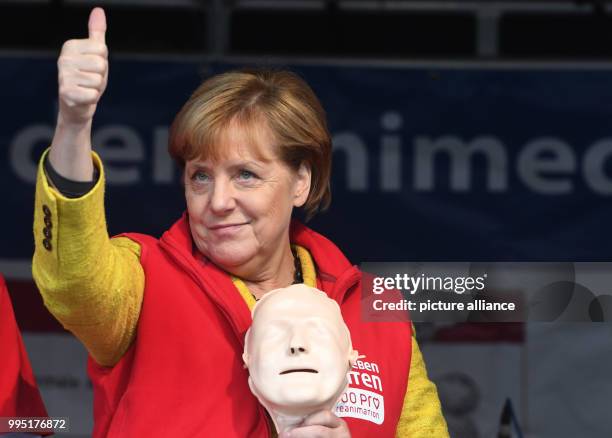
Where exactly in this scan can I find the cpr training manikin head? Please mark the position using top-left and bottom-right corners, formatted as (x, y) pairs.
(243, 284), (359, 433)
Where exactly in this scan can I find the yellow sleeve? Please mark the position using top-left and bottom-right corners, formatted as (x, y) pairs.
(32, 148), (145, 367)
(396, 329), (449, 437)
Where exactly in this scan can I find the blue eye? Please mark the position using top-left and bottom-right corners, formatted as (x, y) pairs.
(192, 171), (209, 183)
(238, 170), (256, 180)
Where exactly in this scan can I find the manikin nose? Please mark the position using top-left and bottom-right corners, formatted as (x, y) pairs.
(288, 330), (309, 355)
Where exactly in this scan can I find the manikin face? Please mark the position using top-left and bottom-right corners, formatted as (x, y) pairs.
(243, 284), (357, 416)
(184, 119), (310, 274)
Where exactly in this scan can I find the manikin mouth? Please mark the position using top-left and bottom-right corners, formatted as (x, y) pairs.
(279, 369), (319, 375)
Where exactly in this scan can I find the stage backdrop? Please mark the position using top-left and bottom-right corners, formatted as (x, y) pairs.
(2, 54), (612, 437)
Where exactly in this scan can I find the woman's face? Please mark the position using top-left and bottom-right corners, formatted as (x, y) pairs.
(184, 121), (311, 275)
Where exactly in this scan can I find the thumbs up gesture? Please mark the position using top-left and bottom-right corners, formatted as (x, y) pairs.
(57, 7), (108, 126)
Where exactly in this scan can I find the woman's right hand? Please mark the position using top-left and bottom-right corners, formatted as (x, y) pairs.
(49, 7), (108, 181)
(58, 7), (108, 126)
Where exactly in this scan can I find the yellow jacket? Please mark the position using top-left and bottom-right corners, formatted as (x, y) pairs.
(32, 150), (449, 437)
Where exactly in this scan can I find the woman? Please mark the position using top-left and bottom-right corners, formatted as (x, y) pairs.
(32, 7), (448, 438)
(0, 274), (50, 432)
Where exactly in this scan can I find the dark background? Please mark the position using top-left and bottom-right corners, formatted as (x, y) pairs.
(2, 0), (612, 59)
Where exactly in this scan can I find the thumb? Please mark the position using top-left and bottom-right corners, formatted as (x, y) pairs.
(88, 7), (106, 43)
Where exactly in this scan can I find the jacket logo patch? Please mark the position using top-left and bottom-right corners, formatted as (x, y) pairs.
(334, 357), (385, 424)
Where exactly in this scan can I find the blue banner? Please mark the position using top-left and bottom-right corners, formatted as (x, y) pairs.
(3, 55), (612, 264)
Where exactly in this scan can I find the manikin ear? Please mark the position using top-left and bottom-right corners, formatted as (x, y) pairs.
(348, 349), (359, 368)
(242, 330), (251, 369)
(293, 163), (312, 208)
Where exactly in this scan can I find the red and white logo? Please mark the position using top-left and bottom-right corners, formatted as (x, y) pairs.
(335, 356), (384, 424)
